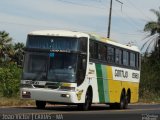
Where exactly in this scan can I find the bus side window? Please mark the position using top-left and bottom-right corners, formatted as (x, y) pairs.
(107, 46), (114, 63)
(136, 53), (140, 69)
(89, 40), (98, 59)
(89, 40), (94, 58)
(115, 49), (122, 65)
(79, 37), (87, 53)
(98, 44), (107, 61)
(123, 51), (129, 66)
(130, 52), (136, 67)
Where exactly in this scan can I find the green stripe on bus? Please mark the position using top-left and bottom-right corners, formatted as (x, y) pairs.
(101, 65), (109, 102)
(106, 66), (110, 102)
(101, 65), (110, 102)
(95, 64), (105, 103)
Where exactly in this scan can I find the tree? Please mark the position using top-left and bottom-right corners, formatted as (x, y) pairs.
(142, 7), (160, 57)
(0, 31), (13, 63)
(140, 7), (160, 100)
(12, 42), (24, 66)
(0, 30), (23, 97)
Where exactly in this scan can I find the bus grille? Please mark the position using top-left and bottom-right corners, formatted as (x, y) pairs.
(45, 83), (59, 89)
(33, 83), (59, 89)
(33, 85), (45, 88)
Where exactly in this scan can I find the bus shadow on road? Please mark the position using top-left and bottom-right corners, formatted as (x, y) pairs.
(17, 105), (132, 111)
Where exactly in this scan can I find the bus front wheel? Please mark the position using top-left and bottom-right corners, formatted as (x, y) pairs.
(36, 100), (46, 109)
(77, 89), (92, 111)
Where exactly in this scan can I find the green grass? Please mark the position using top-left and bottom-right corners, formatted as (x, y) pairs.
(139, 98), (160, 104)
(139, 90), (160, 103)
(0, 97), (35, 106)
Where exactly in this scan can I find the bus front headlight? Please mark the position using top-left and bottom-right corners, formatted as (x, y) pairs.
(22, 91), (31, 98)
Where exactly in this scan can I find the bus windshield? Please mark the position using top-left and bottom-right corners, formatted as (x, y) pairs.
(22, 53), (77, 83)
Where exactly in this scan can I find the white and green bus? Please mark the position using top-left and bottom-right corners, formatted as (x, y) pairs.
(21, 30), (140, 110)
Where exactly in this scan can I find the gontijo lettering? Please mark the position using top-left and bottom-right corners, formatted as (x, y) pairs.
(115, 69), (128, 78)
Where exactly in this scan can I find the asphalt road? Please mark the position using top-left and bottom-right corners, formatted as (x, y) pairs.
(0, 104), (160, 120)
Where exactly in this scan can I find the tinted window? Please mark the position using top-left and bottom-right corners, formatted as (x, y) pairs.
(130, 52), (136, 67)
(115, 49), (122, 65)
(79, 37), (87, 53)
(27, 35), (78, 51)
(136, 53), (139, 68)
(89, 40), (98, 59)
(22, 53), (78, 82)
(107, 46), (114, 63)
(98, 44), (107, 61)
(123, 51), (129, 66)
(77, 55), (87, 86)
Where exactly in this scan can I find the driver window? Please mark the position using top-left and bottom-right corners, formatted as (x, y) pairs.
(77, 55), (87, 86)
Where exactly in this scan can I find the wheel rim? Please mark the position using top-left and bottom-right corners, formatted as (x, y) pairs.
(124, 95), (128, 109)
(120, 93), (125, 109)
(120, 99), (124, 108)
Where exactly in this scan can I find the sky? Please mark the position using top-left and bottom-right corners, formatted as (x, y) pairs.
(0, 0), (160, 50)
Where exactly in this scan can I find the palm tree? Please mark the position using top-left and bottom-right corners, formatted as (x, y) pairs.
(0, 31), (12, 63)
(142, 7), (160, 57)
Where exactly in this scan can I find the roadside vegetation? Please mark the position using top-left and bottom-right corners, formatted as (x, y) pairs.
(0, 30), (33, 106)
(139, 56), (160, 103)
(0, 7), (160, 106)
(140, 7), (160, 102)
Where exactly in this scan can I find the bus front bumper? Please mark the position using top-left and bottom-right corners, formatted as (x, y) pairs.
(20, 88), (81, 103)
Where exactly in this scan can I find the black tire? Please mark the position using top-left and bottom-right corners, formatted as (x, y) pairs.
(36, 100), (46, 109)
(124, 93), (129, 109)
(110, 91), (126, 109)
(77, 90), (92, 111)
(118, 91), (126, 109)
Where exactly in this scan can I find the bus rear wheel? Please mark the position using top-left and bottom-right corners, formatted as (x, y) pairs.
(77, 89), (92, 111)
(110, 91), (128, 109)
(118, 91), (128, 109)
(36, 100), (46, 109)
